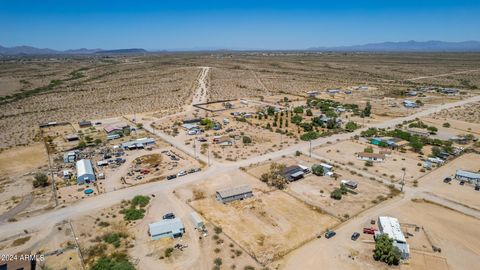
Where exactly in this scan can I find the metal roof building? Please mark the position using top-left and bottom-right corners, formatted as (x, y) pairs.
(120, 137), (155, 150)
(148, 218), (185, 240)
(76, 159), (96, 184)
(216, 185), (253, 204)
(190, 212), (205, 229)
(455, 170), (480, 184)
(377, 216), (410, 260)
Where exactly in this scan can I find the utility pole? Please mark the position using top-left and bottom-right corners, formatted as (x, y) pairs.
(401, 168), (406, 192)
(193, 138), (197, 159)
(69, 219), (86, 270)
(309, 140), (312, 157)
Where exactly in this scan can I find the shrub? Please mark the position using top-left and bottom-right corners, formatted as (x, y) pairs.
(91, 253), (134, 270)
(295, 150), (302, 156)
(214, 226), (223, 234)
(131, 195), (150, 208)
(33, 173), (49, 188)
(242, 136), (252, 144)
(330, 189), (342, 200)
(443, 122), (450, 128)
(293, 106), (304, 114)
(165, 247), (174, 257)
(214, 258), (223, 266)
(122, 208), (145, 220)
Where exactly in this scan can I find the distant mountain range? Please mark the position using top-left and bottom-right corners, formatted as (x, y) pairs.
(2, 41), (480, 55)
(0, 45), (147, 55)
(308, 40), (480, 52)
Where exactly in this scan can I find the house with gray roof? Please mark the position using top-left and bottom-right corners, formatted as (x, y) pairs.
(216, 185), (253, 204)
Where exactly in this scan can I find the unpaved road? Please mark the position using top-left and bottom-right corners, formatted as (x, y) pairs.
(406, 69), (480, 81)
(0, 194), (33, 223)
(1, 95), (480, 238)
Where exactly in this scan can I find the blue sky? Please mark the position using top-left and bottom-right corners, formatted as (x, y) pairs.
(1, 0), (479, 50)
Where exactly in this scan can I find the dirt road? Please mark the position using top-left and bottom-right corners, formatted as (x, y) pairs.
(406, 69), (480, 81)
(0, 194), (33, 223)
(1, 95), (480, 245)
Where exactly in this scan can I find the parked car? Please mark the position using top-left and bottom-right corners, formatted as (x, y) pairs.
(460, 181), (465, 185)
(188, 168), (196, 174)
(351, 232), (360, 241)
(443, 177), (452, 183)
(363, 227), (377, 234)
(163, 213), (175, 220)
(177, 171), (187, 177)
(198, 138), (207, 142)
(325, 230), (336, 239)
(475, 185), (480, 191)
(166, 175), (177, 180)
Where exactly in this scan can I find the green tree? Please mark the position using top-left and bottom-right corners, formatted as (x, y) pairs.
(33, 173), (48, 188)
(345, 121), (358, 132)
(94, 138), (102, 145)
(410, 137), (424, 152)
(312, 165), (324, 176)
(373, 234), (402, 265)
(363, 102), (372, 117)
(131, 195), (150, 208)
(330, 189), (342, 200)
(78, 141), (87, 148)
(443, 122), (450, 128)
(293, 106), (304, 114)
(242, 136), (252, 144)
(427, 126), (438, 134)
(306, 109), (313, 116)
(364, 146), (374, 153)
(291, 114), (303, 125)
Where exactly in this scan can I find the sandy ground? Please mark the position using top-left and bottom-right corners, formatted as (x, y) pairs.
(418, 153), (480, 210)
(314, 140), (426, 183)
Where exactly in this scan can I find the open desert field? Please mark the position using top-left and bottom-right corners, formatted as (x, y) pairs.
(2, 53), (480, 151)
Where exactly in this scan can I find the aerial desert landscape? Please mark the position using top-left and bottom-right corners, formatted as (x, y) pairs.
(1, 1), (480, 270)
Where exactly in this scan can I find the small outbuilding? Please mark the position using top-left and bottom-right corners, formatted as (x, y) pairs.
(190, 212), (205, 229)
(282, 165), (305, 181)
(78, 120), (92, 128)
(76, 159), (96, 184)
(148, 218), (185, 240)
(216, 185), (253, 204)
(357, 152), (386, 162)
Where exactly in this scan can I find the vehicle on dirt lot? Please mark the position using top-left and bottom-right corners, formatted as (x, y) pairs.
(443, 177), (452, 183)
(177, 171), (187, 177)
(351, 232), (360, 241)
(163, 213), (175, 219)
(325, 230), (336, 239)
(363, 227), (377, 234)
(166, 175), (177, 180)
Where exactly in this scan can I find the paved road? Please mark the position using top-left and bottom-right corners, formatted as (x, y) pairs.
(1, 94), (480, 239)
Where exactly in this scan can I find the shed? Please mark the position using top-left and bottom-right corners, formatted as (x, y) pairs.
(148, 218), (185, 240)
(357, 152), (385, 162)
(216, 185), (253, 204)
(341, 180), (358, 189)
(78, 120), (92, 128)
(190, 212), (204, 229)
(282, 165), (305, 181)
(76, 159), (96, 184)
(65, 134), (80, 142)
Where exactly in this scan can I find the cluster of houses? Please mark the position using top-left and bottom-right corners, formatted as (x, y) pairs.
(454, 170), (480, 187)
(370, 137), (409, 149)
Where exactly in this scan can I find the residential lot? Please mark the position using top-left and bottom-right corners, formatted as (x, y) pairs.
(279, 199), (479, 270)
(419, 153), (480, 210)
(314, 140), (426, 184)
(176, 170), (338, 265)
(246, 155), (397, 220)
